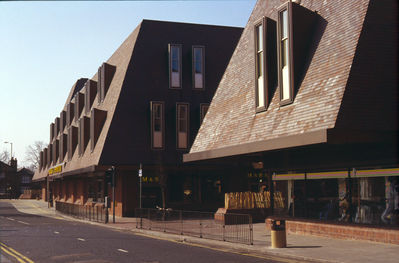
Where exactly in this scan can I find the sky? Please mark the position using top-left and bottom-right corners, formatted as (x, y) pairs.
(0, 0), (256, 167)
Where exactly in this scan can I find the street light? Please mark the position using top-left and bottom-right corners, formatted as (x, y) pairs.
(138, 163), (142, 209)
(4, 141), (13, 160)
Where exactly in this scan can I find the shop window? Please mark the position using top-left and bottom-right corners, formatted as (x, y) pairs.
(169, 44), (182, 89)
(151, 101), (164, 149)
(176, 103), (189, 149)
(192, 46), (205, 89)
(200, 103), (209, 124)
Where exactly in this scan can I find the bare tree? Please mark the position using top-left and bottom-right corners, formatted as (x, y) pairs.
(25, 141), (46, 170)
(0, 149), (10, 163)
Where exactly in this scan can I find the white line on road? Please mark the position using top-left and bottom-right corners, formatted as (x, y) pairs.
(117, 249), (128, 253)
(16, 220), (30, 225)
(54, 231), (60, 234)
(6, 217), (15, 221)
(77, 238), (86, 241)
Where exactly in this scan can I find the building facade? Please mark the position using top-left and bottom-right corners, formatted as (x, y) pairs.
(184, 0), (398, 240)
(32, 20), (243, 216)
(0, 158), (19, 199)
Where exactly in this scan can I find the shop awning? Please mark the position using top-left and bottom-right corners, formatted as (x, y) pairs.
(352, 167), (399, 178)
(273, 173), (305, 181)
(307, 171), (349, 179)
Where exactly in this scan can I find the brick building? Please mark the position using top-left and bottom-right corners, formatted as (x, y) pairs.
(184, 0), (398, 242)
(0, 158), (19, 199)
(32, 20), (242, 216)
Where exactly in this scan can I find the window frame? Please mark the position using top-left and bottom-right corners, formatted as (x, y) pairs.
(150, 101), (165, 149)
(277, 2), (294, 106)
(176, 103), (189, 150)
(168, 44), (182, 89)
(254, 17), (269, 112)
(192, 46), (205, 90)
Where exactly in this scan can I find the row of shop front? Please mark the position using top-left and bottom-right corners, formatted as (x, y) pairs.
(39, 164), (399, 229)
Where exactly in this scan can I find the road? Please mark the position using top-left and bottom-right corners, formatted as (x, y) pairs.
(0, 201), (281, 263)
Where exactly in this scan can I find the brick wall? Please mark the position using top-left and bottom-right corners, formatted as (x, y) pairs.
(266, 218), (399, 244)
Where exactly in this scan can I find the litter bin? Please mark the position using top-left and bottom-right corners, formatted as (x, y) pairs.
(270, 219), (286, 248)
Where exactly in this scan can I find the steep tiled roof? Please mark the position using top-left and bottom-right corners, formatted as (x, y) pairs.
(33, 19), (243, 181)
(32, 22), (141, 181)
(186, 0), (373, 161)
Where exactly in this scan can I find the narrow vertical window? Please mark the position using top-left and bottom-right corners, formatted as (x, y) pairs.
(169, 44), (182, 89)
(97, 65), (103, 103)
(151, 102), (164, 149)
(200, 103), (209, 124)
(78, 118), (83, 156)
(254, 18), (268, 111)
(192, 46), (205, 89)
(278, 6), (293, 105)
(176, 103), (189, 149)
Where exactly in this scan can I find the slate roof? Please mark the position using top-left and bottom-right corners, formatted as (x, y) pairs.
(33, 22), (141, 182)
(33, 20), (243, 181)
(185, 0), (398, 162)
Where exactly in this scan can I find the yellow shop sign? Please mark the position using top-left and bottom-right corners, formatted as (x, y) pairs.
(48, 165), (62, 175)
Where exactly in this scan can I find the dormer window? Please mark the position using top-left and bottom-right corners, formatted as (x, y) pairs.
(192, 46), (205, 89)
(75, 92), (84, 122)
(254, 17), (276, 112)
(278, 7), (293, 104)
(277, 2), (317, 106)
(255, 19), (266, 111)
(169, 44), (182, 89)
(97, 63), (116, 103)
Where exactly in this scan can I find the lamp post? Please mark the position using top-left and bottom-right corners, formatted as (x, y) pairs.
(4, 141), (13, 160)
(138, 163), (142, 209)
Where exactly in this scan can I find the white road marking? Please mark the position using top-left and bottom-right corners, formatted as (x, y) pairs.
(117, 249), (128, 253)
(54, 231), (60, 234)
(16, 220), (30, 225)
(6, 217), (15, 221)
(77, 238), (86, 241)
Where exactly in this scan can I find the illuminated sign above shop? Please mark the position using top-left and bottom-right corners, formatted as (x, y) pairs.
(48, 164), (63, 175)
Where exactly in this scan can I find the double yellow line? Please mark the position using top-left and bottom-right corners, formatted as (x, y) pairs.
(0, 242), (34, 263)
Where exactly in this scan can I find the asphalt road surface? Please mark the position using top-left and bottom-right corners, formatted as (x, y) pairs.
(0, 201), (282, 263)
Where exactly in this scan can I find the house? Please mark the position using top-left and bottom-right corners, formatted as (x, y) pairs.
(32, 20), (243, 216)
(17, 168), (37, 199)
(0, 158), (19, 199)
(184, 0), (398, 243)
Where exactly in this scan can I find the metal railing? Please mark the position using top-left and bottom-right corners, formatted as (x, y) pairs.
(55, 201), (108, 223)
(135, 208), (253, 245)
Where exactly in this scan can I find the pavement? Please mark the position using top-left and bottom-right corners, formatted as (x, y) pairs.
(4, 199), (399, 263)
